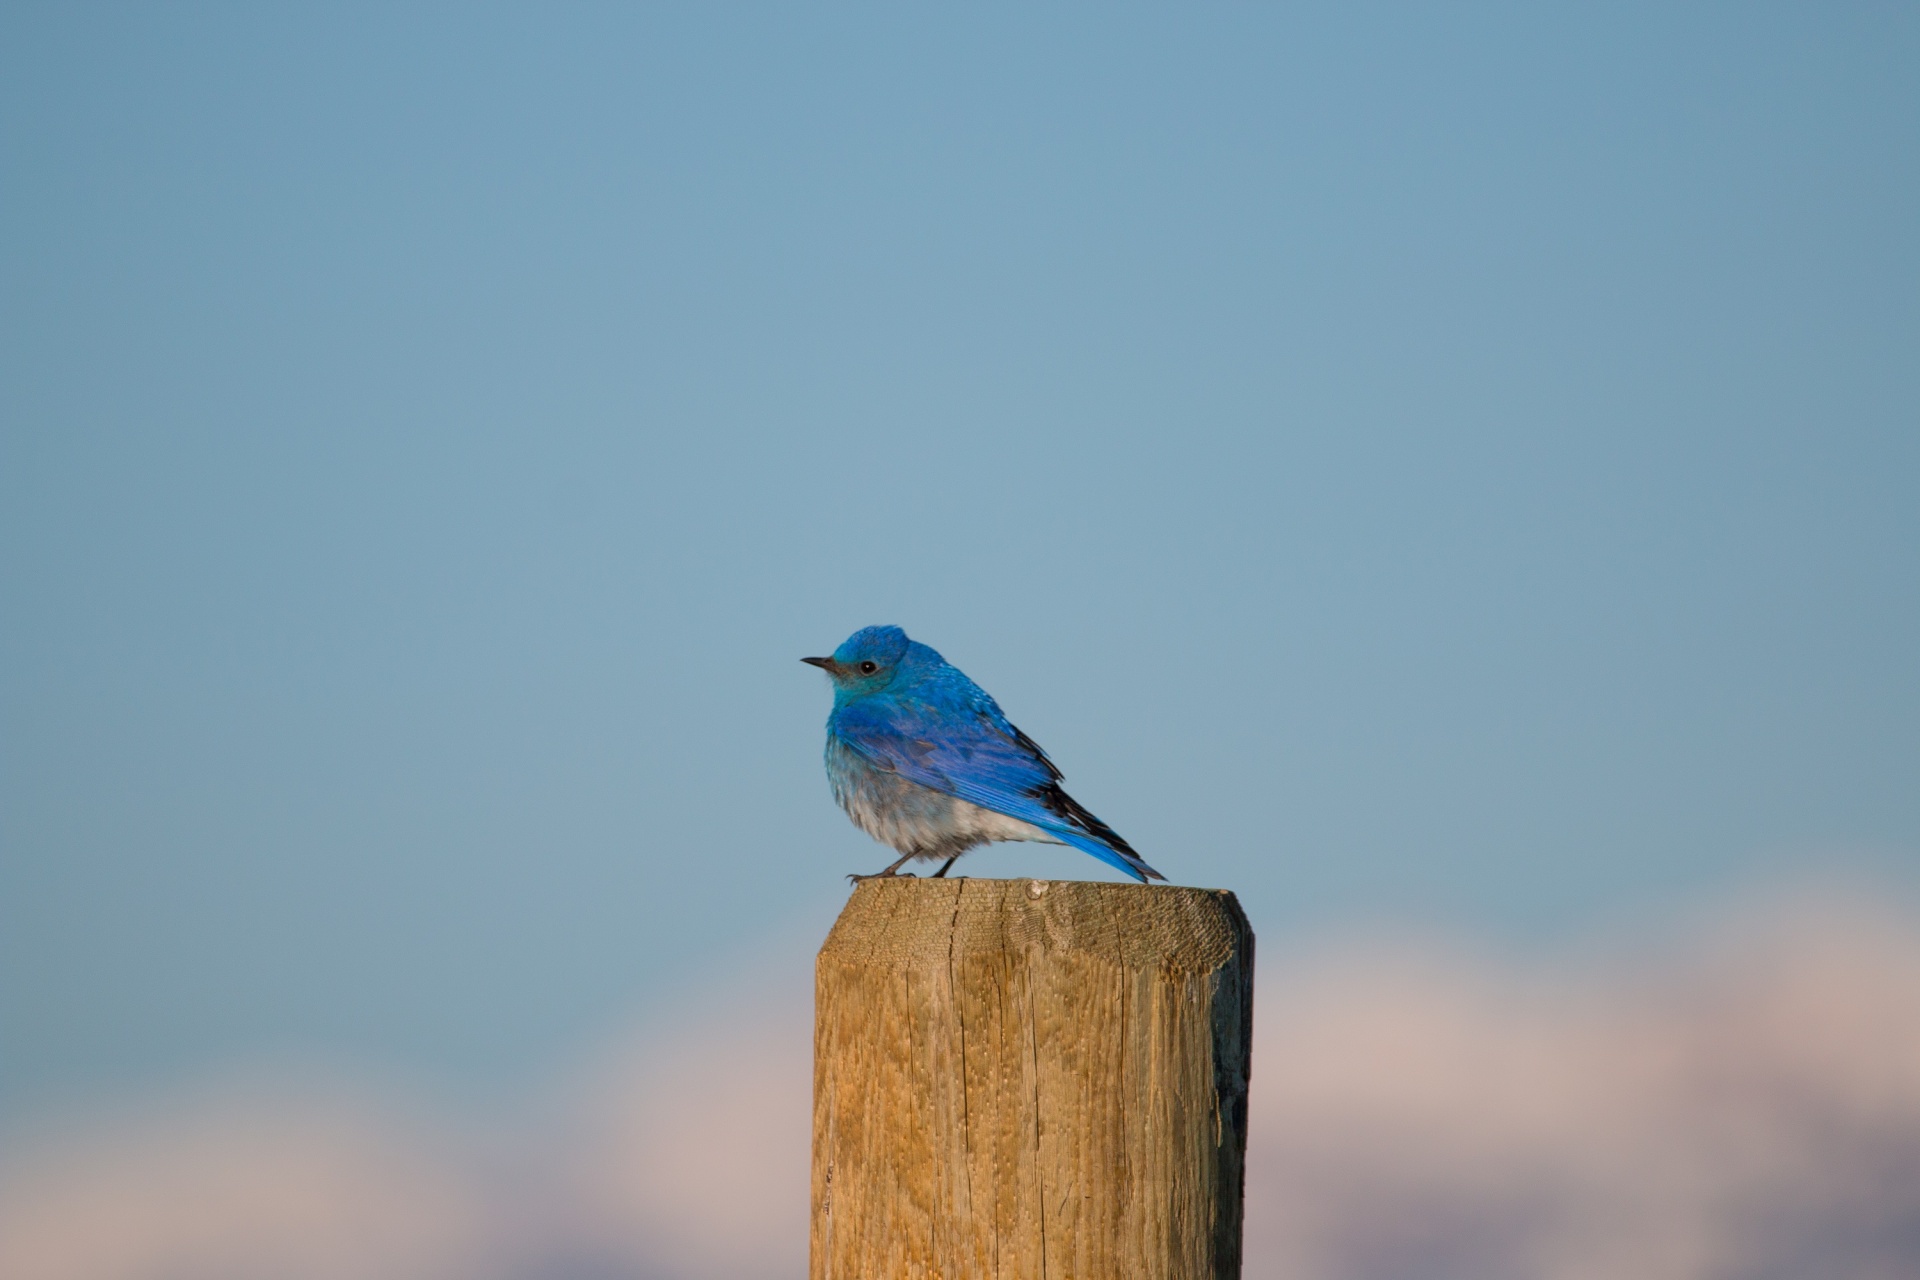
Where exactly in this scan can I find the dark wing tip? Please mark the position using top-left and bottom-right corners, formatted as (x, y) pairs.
(1002, 722), (1065, 783)
(1027, 781), (1144, 860)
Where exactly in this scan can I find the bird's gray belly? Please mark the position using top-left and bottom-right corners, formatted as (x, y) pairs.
(826, 738), (1054, 860)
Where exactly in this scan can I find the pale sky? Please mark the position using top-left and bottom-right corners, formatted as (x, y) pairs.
(3, 3), (1916, 1126)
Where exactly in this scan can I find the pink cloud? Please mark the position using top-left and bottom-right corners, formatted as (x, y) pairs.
(1241, 893), (1920, 1279)
(0, 1084), (490, 1280)
(555, 990), (813, 1279)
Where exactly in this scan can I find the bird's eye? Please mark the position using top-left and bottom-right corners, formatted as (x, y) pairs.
(858, 660), (879, 675)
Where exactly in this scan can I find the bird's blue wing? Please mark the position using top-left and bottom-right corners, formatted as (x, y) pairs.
(829, 700), (1163, 882)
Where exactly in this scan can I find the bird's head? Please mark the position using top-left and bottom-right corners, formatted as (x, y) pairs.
(802, 625), (912, 695)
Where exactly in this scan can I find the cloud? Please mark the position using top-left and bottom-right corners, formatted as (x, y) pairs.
(4, 890), (1919, 1280)
(0, 1084), (489, 1280)
(555, 990), (813, 1280)
(1241, 893), (1920, 1280)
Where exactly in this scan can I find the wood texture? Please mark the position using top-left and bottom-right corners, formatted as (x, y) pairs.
(812, 877), (1254, 1280)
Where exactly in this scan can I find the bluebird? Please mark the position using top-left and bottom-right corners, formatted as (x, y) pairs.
(802, 625), (1164, 883)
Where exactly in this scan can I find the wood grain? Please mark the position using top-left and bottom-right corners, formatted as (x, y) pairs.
(812, 877), (1254, 1280)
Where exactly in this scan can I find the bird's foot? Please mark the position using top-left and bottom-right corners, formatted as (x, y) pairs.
(846, 869), (913, 883)
(847, 852), (921, 883)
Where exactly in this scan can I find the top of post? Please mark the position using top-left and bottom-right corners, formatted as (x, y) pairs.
(819, 877), (1251, 971)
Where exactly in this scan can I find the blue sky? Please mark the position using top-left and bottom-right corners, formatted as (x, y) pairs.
(3, 4), (1916, 1125)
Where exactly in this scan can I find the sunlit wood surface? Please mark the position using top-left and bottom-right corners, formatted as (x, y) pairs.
(812, 876), (1254, 1279)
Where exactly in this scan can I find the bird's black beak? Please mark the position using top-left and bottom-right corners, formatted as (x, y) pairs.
(801, 656), (837, 672)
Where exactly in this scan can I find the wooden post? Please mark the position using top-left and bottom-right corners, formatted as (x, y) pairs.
(812, 877), (1254, 1280)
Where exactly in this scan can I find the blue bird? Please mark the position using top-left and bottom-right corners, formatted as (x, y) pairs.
(802, 626), (1165, 883)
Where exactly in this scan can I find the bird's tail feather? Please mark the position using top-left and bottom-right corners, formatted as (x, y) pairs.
(1051, 826), (1166, 884)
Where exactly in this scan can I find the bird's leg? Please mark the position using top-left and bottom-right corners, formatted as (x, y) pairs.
(847, 851), (918, 883)
(931, 856), (959, 878)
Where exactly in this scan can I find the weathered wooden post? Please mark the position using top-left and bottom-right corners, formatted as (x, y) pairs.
(812, 877), (1254, 1280)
